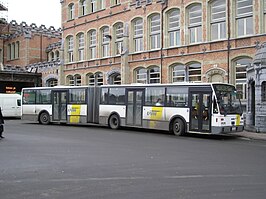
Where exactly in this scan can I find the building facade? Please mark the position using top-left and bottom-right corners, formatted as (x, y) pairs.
(246, 43), (266, 133)
(61, 0), (266, 108)
(0, 18), (62, 93)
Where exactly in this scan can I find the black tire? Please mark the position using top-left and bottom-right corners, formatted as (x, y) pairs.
(39, 112), (50, 125)
(109, 114), (120, 130)
(171, 118), (185, 136)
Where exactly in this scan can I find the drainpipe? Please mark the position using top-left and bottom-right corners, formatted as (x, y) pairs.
(227, 0), (231, 84)
(160, 0), (168, 83)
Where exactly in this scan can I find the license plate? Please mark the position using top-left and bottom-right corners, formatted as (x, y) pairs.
(232, 127), (236, 131)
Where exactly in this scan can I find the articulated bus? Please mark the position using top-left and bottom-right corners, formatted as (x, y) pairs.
(21, 83), (244, 135)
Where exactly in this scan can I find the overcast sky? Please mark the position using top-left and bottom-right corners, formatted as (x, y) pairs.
(7, 0), (61, 28)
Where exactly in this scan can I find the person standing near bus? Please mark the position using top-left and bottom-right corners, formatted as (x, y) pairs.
(0, 107), (4, 139)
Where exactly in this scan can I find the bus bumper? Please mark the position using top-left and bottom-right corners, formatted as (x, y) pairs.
(212, 125), (244, 134)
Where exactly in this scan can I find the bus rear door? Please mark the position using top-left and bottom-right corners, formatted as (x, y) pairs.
(52, 90), (68, 122)
(189, 87), (212, 133)
(126, 89), (144, 127)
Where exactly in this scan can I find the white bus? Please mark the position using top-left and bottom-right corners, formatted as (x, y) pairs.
(0, 93), (22, 118)
(21, 83), (244, 135)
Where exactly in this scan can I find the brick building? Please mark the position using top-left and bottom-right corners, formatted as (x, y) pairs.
(61, 0), (266, 109)
(0, 17), (62, 92)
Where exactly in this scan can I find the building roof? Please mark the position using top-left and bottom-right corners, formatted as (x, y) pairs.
(0, 3), (7, 11)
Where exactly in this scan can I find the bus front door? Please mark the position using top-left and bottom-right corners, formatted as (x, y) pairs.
(52, 91), (67, 122)
(189, 92), (212, 133)
(126, 89), (144, 126)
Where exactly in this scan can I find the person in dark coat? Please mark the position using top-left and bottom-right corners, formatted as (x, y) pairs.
(0, 107), (4, 139)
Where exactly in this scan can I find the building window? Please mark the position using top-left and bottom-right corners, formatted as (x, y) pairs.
(264, 0), (266, 33)
(114, 23), (124, 55)
(74, 74), (82, 86)
(188, 4), (202, 44)
(15, 41), (19, 59)
(102, 27), (110, 58)
(133, 18), (144, 52)
(172, 64), (185, 82)
(262, 82), (266, 102)
(135, 66), (160, 84)
(136, 68), (147, 83)
(188, 63), (201, 82)
(96, 72), (104, 85)
(68, 3), (75, 20)
(67, 36), (74, 62)
(47, 79), (58, 87)
(236, 0), (253, 37)
(211, 0), (226, 41)
(80, 0), (86, 16)
(234, 58), (251, 100)
(99, 0), (105, 10)
(89, 0), (96, 13)
(77, 33), (85, 61)
(111, 0), (120, 6)
(168, 9), (180, 47)
(150, 14), (161, 50)
(149, 66), (160, 84)
(67, 75), (75, 86)
(110, 73), (121, 85)
(88, 30), (96, 60)
(55, 50), (60, 60)
(50, 52), (55, 61)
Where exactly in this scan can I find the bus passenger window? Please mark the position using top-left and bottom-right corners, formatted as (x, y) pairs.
(100, 88), (109, 104)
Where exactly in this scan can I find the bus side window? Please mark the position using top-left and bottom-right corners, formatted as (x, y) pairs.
(100, 88), (109, 105)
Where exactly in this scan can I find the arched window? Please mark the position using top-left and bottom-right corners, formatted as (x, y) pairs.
(167, 9), (180, 47)
(110, 73), (121, 85)
(114, 23), (124, 55)
(150, 14), (161, 50)
(210, 0), (226, 40)
(133, 18), (143, 52)
(15, 41), (20, 58)
(88, 30), (96, 59)
(67, 75), (75, 86)
(136, 68), (147, 83)
(188, 63), (201, 82)
(66, 36), (74, 62)
(135, 66), (161, 84)
(188, 4), (202, 44)
(262, 81), (266, 102)
(55, 50), (60, 60)
(95, 72), (104, 85)
(74, 74), (82, 86)
(68, 3), (75, 20)
(234, 58), (251, 100)
(79, 0), (86, 16)
(47, 78), (58, 87)
(101, 27), (110, 58)
(89, 0), (96, 13)
(172, 64), (185, 82)
(50, 52), (55, 61)
(77, 33), (85, 61)
(87, 73), (95, 86)
(236, 0), (253, 37)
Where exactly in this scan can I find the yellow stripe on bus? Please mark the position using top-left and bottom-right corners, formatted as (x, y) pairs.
(69, 104), (81, 123)
(149, 107), (163, 128)
(236, 114), (240, 126)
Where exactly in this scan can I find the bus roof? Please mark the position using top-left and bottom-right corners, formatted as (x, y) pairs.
(21, 82), (235, 90)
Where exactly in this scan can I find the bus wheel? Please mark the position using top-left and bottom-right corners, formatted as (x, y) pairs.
(109, 114), (120, 130)
(171, 118), (185, 136)
(39, 112), (50, 125)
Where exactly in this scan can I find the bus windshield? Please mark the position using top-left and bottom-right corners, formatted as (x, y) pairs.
(213, 84), (243, 115)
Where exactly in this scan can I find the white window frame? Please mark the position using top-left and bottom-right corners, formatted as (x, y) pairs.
(102, 27), (110, 58)
(210, 0), (226, 41)
(172, 64), (185, 82)
(188, 4), (202, 44)
(68, 36), (74, 62)
(133, 19), (144, 52)
(168, 9), (180, 47)
(236, 0), (253, 37)
(115, 23), (124, 55)
(89, 30), (96, 60)
(78, 33), (85, 61)
(150, 14), (161, 50)
(68, 3), (75, 20)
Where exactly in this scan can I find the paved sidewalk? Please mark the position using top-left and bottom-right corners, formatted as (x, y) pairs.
(234, 130), (266, 141)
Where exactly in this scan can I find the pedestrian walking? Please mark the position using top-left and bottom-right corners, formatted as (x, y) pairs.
(0, 107), (4, 139)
